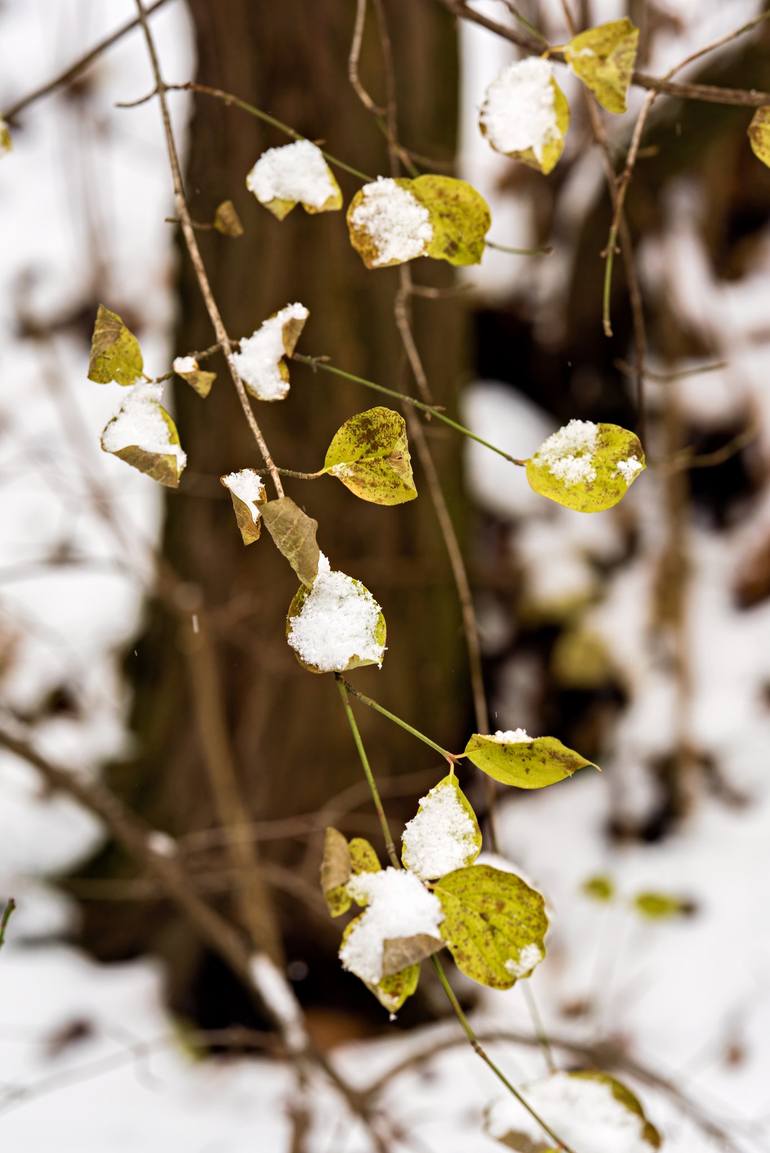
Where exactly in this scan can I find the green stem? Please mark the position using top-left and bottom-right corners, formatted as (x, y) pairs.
(293, 354), (527, 468)
(521, 981), (557, 1074)
(431, 957), (576, 1153)
(335, 677), (400, 868)
(0, 898), (15, 950)
(485, 239), (552, 257)
(341, 679), (457, 763)
(169, 83), (373, 183)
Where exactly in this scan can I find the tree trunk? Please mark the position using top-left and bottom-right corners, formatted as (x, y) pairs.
(73, 0), (468, 1028)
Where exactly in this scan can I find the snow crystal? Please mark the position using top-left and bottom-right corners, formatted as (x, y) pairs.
(616, 456), (643, 485)
(249, 954), (307, 1053)
(101, 382), (186, 465)
(533, 419), (598, 486)
(504, 941), (543, 978)
(287, 567), (384, 672)
(339, 868), (443, 985)
(221, 469), (265, 523)
(487, 1071), (657, 1153)
(402, 780), (478, 880)
(492, 728), (532, 743)
(350, 177), (433, 267)
(246, 139), (337, 209)
(173, 355), (198, 374)
(232, 303), (308, 401)
(480, 58), (560, 162)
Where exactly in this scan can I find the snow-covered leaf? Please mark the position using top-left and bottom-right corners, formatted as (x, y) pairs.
(260, 496), (320, 585)
(173, 355), (216, 398)
(633, 891), (689, 920)
(486, 1069), (661, 1151)
(233, 303), (309, 401)
(348, 175), (492, 268)
(339, 868), (443, 1010)
(748, 106), (770, 167)
(464, 731), (596, 789)
(411, 174), (491, 266)
(100, 382), (186, 488)
(321, 828), (382, 917)
(286, 561), (386, 673)
(88, 304), (143, 386)
(434, 864), (547, 989)
(220, 469), (266, 545)
(0, 119), (11, 156)
(401, 774), (481, 880)
(213, 199), (244, 237)
(565, 19), (640, 115)
(246, 139), (342, 220)
(324, 406), (417, 505)
(479, 58), (570, 175)
(526, 420), (645, 512)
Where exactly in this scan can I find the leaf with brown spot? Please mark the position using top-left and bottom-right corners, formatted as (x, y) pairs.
(260, 497), (320, 586)
(324, 407), (417, 506)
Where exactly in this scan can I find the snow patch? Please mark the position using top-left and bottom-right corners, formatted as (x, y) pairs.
(232, 303), (308, 401)
(172, 355), (198, 374)
(221, 469), (265, 524)
(350, 177), (433, 267)
(532, 419), (598, 486)
(480, 58), (560, 162)
(101, 382), (186, 465)
(287, 568), (384, 672)
(402, 780), (478, 880)
(246, 139), (337, 209)
(339, 868), (443, 985)
(492, 728), (532, 743)
(249, 954), (307, 1053)
(616, 457), (643, 485)
(504, 941), (543, 978)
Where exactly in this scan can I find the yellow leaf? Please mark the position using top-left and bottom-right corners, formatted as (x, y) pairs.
(526, 420), (645, 513)
(565, 18), (640, 114)
(748, 106), (770, 167)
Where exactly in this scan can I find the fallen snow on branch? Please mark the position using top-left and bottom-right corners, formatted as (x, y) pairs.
(101, 382), (186, 464)
(350, 177), (433, 267)
(480, 58), (560, 162)
(232, 303), (309, 401)
(246, 139), (338, 209)
(339, 868), (443, 985)
(287, 566), (385, 672)
(402, 780), (478, 880)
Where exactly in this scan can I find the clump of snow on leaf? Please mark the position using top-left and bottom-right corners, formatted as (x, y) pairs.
(486, 1071), (657, 1153)
(402, 779), (478, 880)
(173, 355), (198, 374)
(532, 420), (598, 485)
(617, 457), (644, 485)
(233, 303), (308, 401)
(339, 868), (443, 984)
(287, 566), (385, 672)
(350, 177), (433, 267)
(492, 728), (532, 743)
(246, 140), (338, 209)
(480, 58), (560, 162)
(221, 470), (265, 524)
(504, 941), (543, 978)
(101, 383), (186, 465)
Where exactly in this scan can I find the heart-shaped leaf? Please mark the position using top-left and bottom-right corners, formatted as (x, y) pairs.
(220, 469), (266, 546)
(88, 304), (143, 386)
(565, 18), (640, 114)
(260, 497), (320, 585)
(401, 775), (481, 880)
(749, 106), (770, 167)
(286, 563), (386, 673)
(325, 407), (417, 505)
(100, 382), (185, 488)
(246, 139), (342, 220)
(526, 420), (645, 512)
(479, 58), (570, 175)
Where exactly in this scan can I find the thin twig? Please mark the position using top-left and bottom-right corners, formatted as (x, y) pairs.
(342, 679), (458, 764)
(0, 899), (15, 950)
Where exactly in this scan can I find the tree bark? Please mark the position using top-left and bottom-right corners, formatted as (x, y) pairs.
(73, 0), (468, 1025)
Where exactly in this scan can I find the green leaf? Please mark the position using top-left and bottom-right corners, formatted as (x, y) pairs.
(220, 469), (266, 546)
(479, 65), (569, 176)
(410, 175), (491, 266)
(100, 384), (185, 488)
(286, 575), (387, 674)
(565, 18), (640, 114)
(324, 407), (417, 506)
(347, 175), (491, 268)
(321, 827), (352, 916)
(434, 864), (547, 989)
(748, 106), (770, 167)
(88, 305), (144, 386)
(260, 497), (320, 586)
(213, 199), (244, 237)
(633, 891), (691, 920)
(373, 962), (420, 1013)
(0, 119), (11, 157)
(582, 874), (615, 902)
(526, 420), (645, 513)
(349, 837), (381, 878)
(464, 733), (596, 790)
(401, 774), (481, 880)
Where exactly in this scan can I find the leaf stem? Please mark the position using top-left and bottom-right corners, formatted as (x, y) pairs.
(335, 676), (400, 868)
(431, 956), (576, 1153)
(341, 679), (457, 764)
(293, 354), (527, 468)
(485, 239), (552, 257)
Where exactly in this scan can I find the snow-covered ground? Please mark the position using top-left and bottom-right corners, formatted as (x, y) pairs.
(2, 2), (770, 1150)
